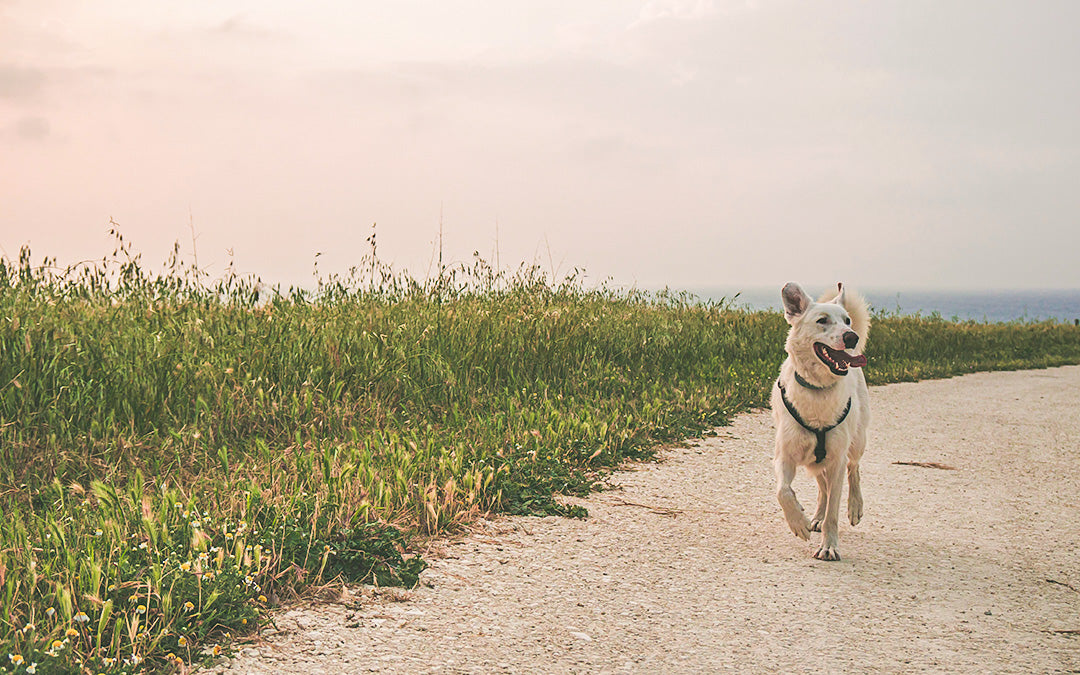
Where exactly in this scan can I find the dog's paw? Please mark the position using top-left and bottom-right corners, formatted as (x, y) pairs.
(786, 515), (811, 541)
(813, 545), (841, 561)
(848, 498), (863, 526)
(809, 518), (823, 532)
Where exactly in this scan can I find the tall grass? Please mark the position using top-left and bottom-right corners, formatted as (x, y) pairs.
(2, 233), (1078, 673)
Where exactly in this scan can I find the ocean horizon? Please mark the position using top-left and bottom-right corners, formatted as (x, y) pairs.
(677, 287), (1080, 324)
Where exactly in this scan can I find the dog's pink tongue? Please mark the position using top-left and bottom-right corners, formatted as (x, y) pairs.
(848, 354), (867, 368)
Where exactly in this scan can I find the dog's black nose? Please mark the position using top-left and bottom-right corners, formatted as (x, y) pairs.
(843, 331), (859, 349)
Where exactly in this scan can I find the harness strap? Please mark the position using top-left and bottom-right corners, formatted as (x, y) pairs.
(777, 379), (851, 463)
(794, 369), (835, 391)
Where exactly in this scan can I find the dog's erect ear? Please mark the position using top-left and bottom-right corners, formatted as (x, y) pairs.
(781, 282), (812, 324)
(834, 282), (847, 306)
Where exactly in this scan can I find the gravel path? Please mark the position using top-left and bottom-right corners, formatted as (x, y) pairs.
(215, 366), (1080, 674)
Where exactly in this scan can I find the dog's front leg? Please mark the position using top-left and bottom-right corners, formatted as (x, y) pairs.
(813, 459), (846, 561)
(847, 460), (863, 526)
(775, 454), (810, 540)
(810, 472), (827, 532)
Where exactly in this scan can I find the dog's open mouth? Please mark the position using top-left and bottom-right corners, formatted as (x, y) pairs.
(813, 342), (867, 376)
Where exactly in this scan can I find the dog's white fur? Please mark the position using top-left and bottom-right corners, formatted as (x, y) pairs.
(771, 282), (871, 561)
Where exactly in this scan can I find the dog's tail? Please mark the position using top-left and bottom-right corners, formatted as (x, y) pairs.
(819, 283), (870, 354)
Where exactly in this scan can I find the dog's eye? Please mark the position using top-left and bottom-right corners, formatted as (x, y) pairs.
(816, 317), (828, 325)
(844, 317), (851, 325)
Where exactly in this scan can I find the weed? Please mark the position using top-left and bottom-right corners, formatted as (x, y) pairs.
(1, 234), (1078, 672)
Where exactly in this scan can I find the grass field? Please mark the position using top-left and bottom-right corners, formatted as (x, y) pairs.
(3, 237), (1079, 673)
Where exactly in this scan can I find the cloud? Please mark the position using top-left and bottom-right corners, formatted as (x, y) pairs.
(0, 64), (114, 103)
(631, 0), (716, 28)
(670, 62), (697, 86)
(14, 116), (50, 141)
(213, 13), (279, 40)
(4, 1), (1079, 290)
(0, 65), (46, 99)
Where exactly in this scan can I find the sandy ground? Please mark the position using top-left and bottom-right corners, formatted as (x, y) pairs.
(213, 366), (1080, 674)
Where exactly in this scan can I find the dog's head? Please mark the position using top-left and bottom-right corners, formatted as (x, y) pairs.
(781, 282), (867, 378)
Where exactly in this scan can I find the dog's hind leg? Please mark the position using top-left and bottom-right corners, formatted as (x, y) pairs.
(813, 460), (846, 561)
(775, 456), (810, 540)
(847, 460), (863, 526)
(810, 473), (827, 532)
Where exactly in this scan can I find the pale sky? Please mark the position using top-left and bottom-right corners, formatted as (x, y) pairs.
(3, 1), (1079, 291)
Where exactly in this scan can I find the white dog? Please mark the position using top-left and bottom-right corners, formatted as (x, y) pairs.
(771, 282), (870, 561)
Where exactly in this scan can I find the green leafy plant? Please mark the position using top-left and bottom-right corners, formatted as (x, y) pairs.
(1, 232), (1078, 672)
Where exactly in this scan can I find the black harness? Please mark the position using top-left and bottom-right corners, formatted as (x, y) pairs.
(778, 376), (851, 463)
(793, 369), (831, 391)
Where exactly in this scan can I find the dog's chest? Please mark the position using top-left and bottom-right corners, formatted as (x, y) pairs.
(787, 390), (851, 428)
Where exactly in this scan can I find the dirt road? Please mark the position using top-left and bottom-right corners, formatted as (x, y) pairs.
(216, 366), (1080, 674)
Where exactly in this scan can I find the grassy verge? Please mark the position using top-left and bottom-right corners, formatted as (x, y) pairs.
(2, 237), (1078, 673)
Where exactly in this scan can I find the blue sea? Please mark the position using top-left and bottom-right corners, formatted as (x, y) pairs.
(683, 288), (1080, 324)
